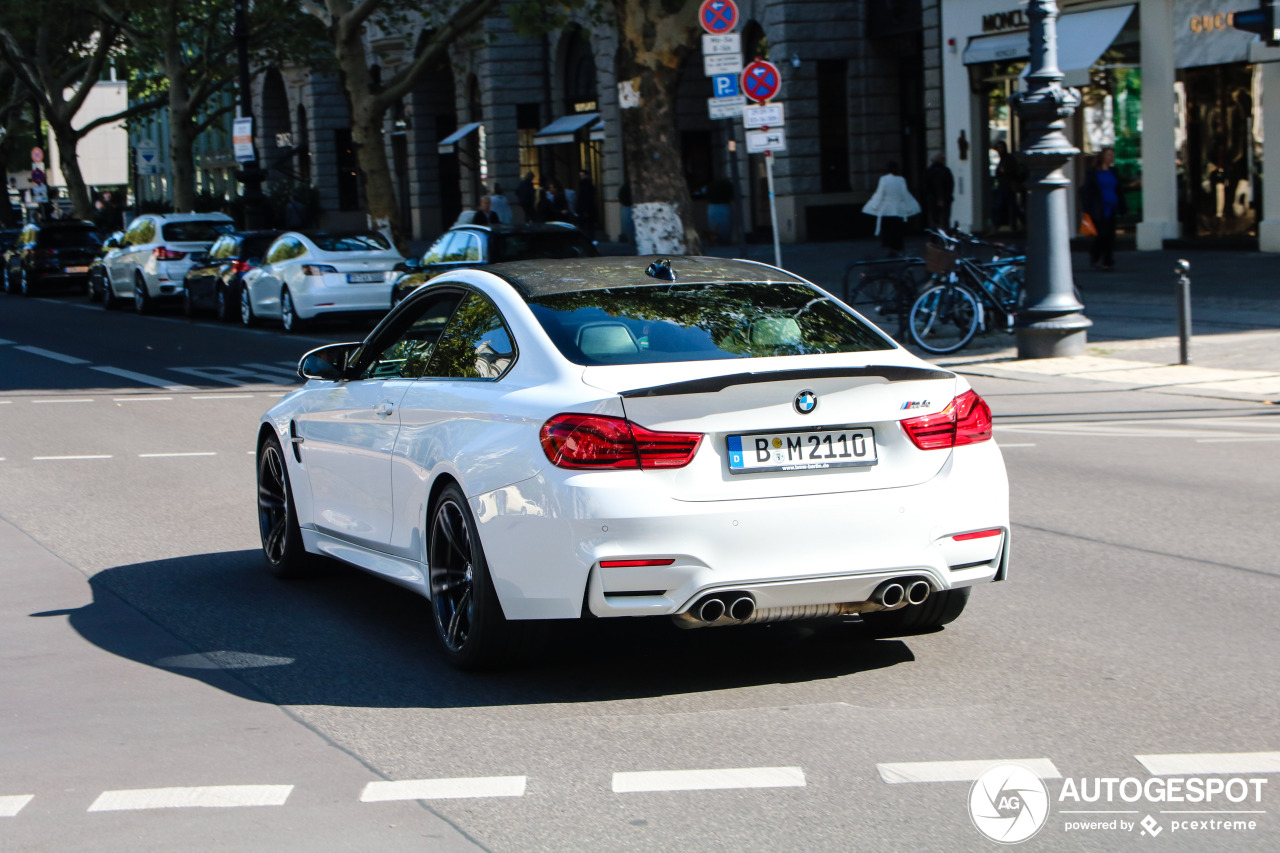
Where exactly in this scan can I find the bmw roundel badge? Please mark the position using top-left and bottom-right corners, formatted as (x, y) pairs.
(794, 390), (817, 415)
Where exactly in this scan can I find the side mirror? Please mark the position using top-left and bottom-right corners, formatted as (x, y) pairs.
(298, 342), (360, 381)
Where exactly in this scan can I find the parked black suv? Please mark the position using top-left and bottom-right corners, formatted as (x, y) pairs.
(3, 221), (101, 296)
(182, 230), (282, 321)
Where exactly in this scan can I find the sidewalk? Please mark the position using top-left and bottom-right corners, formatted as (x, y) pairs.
(696, 239), (1280, 405)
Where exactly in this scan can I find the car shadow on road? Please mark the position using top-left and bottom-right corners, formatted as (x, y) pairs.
(47, 549), (919, 709)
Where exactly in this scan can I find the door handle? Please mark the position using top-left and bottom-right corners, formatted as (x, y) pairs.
(374, 402), (395, 417)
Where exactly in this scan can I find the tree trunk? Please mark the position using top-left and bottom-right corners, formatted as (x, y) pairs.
(0, 136), (14, 227)
(50, 119), (93, 220)
(169, 99), (197, 213)
(612, 0), (702, 255)
(333, 21), (403, 252)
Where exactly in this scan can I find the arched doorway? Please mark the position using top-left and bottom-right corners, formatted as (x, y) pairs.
(259, 69), (292, 186)
(409, 41), (462, 236)
(296, 104), (311, 186)
(557, 26), (602, 229)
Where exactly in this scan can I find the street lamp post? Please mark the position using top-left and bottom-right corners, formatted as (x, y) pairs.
(1010, 0), (1091, 358)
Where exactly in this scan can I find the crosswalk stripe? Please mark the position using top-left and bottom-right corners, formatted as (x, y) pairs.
(1136, 752), (1280, 776)
(0, 795), (34, 817)
(877, 758), (1062, 784)
(612, 767), (806, 793)
(360, 776), (526, 802)
(13, 345), (90, 364)
(87, 785), (293, 812)
(92, 366), (198, 391)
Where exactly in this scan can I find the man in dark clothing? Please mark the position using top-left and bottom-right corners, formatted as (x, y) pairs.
(470, 196), (500, 225)
(538, 180), (571, 223)
(924, 153), (955, 230)
(516, 172), (536, 223)
(1080, 146), (1127, 270)
(576, 169), (597, 239)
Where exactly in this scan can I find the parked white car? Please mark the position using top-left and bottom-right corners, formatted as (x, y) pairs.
(255, 256), (1010, 669)
(241, 231), (404, 331)
(102, 212), (235, 313)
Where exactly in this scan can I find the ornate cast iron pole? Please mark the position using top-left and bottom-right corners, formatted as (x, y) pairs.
(1010, 0), (1091, 358)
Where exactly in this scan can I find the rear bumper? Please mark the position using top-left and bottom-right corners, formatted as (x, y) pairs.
(293, 277), (394, 318)
(472, 440), (1009, 620)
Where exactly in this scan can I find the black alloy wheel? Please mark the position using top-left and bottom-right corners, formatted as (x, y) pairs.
(256, 435), (310, 577)
(87, 272), (101, 302)
(241, 286), (257, 326)
(428, 484), (533, 670)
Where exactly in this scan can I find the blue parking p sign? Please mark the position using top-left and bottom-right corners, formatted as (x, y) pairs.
(712, 74), (739, 98)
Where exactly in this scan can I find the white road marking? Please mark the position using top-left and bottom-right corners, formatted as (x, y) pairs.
(171, 366), (296, 387)
(612, 767), (806, 793)
(361, 776), (527, 802)
(191, 394), (255, 400)
(88, 785), (293, 812)
(32, 398), (94, 404)
(998, 443), (1037, 447)
(0, 794), (34, 817)
(0, 338), (13, 345)
(156, 651), (294, 669)
(877, 758), (1062, 784)
(1136, 752), (1280, 776)
(138, 452), (217, 458)
(13, 345), (90, 364)
(92, 366), (197, 391)
(33, 455), (112, 461)
(1195, 436), (1280, 444)
(112, 396), (173, 402)
(0, 400), (10, 404)
(241, 362), (301, 380)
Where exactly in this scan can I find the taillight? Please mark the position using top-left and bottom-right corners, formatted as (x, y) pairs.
(599, 558), (675, 568)
(540, 413), (703, 470)
(302, 264), (338, 276)
(153, 246), (186, 261)
(900, 389), (993, 450)
(230, 259), (252, 274)
(952, 528), (1002, 541)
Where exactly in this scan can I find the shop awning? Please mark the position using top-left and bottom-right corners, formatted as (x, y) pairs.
(534, 112), (603, 146)
(964, 5), (1134, 79)
(437, 122), (482, 154)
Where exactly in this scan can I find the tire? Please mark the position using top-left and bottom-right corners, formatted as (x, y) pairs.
(908, 282), (980, 354)
(256, 435), (312, 578)
(134, 274), (153, 314)
(860, 587), (970, 636)
(87, 271), (102, 302)
(428, 483), (537, 670)
(280, 287), (307, 333)
(240, 285), (257, 326)
(1, 267), (10, 294)
(215, 285), (233, 322)
(182, 287), (195, 317)
(19, 268), (36, 297)
(102, 273), (121, 310)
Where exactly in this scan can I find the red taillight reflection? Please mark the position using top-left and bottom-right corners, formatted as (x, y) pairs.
(599, 558), (675, 568)
(952, 528), (1003, 541)
(153, 246), (186, 261)
(540, 413), (702, 470)
(901, 389), (993, 450)
(230, 259), (252, 274)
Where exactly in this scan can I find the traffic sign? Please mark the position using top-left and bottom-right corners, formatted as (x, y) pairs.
(708, 95), (745, 120)
(703, 53), (743, 76)
(31, 185), (48, 204)
(232, 117), (255, 163)
(30, 168), (45, 186)
(702, 33), (741, 56)
(745, 128), (787, 153)
(741, 59), (781, 103)
(699, 0), (739, 35)
(743, 102), (785, 129)
(31, 147), (43, 163)
(712, 74), (740, 99)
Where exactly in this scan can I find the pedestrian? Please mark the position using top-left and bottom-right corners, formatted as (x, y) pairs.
(283, 193), (309, 230)
(470, 195), (501, 226)
(538, 180), (571, 223)
(516, 172), (536, 223)
(862, 161), (921, 256)
(1081, 146), (1127, 270)
(489, 183), (513, 225)
(924, 153), (955, 230)
(576, 168), (597, 239)
(992, 141), (1024, 231)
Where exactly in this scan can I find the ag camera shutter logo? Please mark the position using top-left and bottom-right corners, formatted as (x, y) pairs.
(968, 763), (1050, 844)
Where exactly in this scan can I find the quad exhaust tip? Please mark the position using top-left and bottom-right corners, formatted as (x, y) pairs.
(696, 596), (726, 623)
(674, 578), (933, 629)
(906, 580), (931, 606)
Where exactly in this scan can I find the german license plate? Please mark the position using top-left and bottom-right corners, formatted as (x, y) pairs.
(65, 266), (90, 273)
(347, 271), (384, 283)
(726, 427), (877, 474)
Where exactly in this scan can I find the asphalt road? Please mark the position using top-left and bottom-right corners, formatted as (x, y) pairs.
(2, 288), (1278, 851)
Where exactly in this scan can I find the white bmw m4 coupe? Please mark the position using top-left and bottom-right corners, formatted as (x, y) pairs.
(256, 256), (1009, 669)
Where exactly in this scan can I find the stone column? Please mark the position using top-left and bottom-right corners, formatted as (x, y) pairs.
(1253, 44), (1280, 251)
(1137, 0), (1178, 250)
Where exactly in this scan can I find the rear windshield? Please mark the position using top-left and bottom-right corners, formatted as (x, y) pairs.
(526, 282), (893, 365)
(38, 228), (101, 248)
(311, 232), (392, 252)
(490, 232), (597, 263)
(162, 221), (234, 242)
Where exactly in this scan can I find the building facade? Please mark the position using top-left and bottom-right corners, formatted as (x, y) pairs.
(247, 0), (946, 246)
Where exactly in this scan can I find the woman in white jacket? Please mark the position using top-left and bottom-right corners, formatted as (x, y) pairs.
(862, 161), (921, 256)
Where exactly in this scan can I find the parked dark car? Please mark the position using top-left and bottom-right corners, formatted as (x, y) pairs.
(390, 223), (598, 306)
(182, 230), (282, 321)
(3, 221), (101, 296)
(87, 231), (125, 303)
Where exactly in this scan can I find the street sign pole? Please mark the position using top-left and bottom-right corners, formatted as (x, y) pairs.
(765, 149), (781, 269)
(727, 134), (746, 256)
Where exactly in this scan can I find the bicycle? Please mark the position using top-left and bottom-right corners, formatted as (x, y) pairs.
(840, 255), (927, 340)
(907, 230), (1027, 354)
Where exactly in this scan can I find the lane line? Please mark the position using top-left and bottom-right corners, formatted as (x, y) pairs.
(0, 400), (13, 404)
(112, 396), (173, 402)
(88, 785), (293, 812)
(33, 455), (113, 461)
(1195, 437), (1280, 444)
(0, 337), (13, 345)
(0, 794), (34, 817)
(612, 767), (806, 793)
(139, 452), (218, 458)
(13, 345), (90, 364)
(92, 366), (198, 392)
(192, 394), (256, 400)
(1136, 752), (1280, 776)
(32, 398), (94, 404)
(361, 776), (527, 802)
(877, 759), (1062, 784)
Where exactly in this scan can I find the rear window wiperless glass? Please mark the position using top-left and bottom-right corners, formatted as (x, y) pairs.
(526, 282), (894, 365)
(311, 233), (392, 252)
(162, 221), (234, 242)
